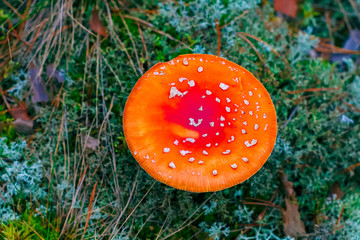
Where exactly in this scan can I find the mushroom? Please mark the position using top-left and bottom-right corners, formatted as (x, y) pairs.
(123, 54), (277, 192)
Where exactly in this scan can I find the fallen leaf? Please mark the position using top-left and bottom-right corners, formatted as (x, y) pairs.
(329, 182), (344, 200)
(331, 29), (360, 63)
(29, 66), (49, 103)
(9, 102), (30, 120)
(274, 0), (298, 18)
(280, 171), (306, 238)
(281, 198), (306, 237)
(90, 9), (108, 37)
(47, 64), (65, 83)
(12, 118), (34, 135)
(82, 135), (99, 151)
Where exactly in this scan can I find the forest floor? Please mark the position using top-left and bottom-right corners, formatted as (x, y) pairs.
(0, 0), (360, 239)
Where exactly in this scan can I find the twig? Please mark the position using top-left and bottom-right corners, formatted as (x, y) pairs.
(237, 32), (265, 63)
(286, 87), (341, 94)
(220, 10), (249, 29)
(137, 22), (150, 65)
(243, 201), (282, 209)
(215, 18), (221, 56)
(83, 181), (98, 234)
(340, 162), (360, 174)
(122, 14), (192, 50)
(282, 106), (298, 128)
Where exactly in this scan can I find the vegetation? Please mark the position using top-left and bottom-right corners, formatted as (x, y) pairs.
(0, 0), (360, 239)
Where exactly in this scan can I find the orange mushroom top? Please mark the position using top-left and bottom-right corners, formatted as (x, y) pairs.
(123, 54), (277, 192)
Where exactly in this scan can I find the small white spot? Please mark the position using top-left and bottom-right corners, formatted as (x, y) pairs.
(234, 104), (239, 108)
(170, 82), (175, 85)
(202, 95), (206, 98)
(180, 150), (192, 156)
(241, 129), (247, 134)
(225, 106), (231, 112)
(219, 83), (229, 90)
(263, 113), (267, 119)
(212, 170), (218, 176)
(256, 106), (260, 111)
(153, 71), (165, 76)
(256, 115), (259, 119)
(183, 58), (189, 66)
(264, 124), (268, 131)
(151, 160), (156, 163)
(254, 124), (259, 130)
(220, 116), (225, 121)
(244, 99), (249, 105)
(233, 118), (236, 121)
(203, 150), (209, 155)
(189, 157), (195, 163)
(226, 98), (231, 103)
(220, 123), (225, 127)
(215, 143), (219, 146)
(244, 139), (257, 148)
(206, 143), (211, 147)
(210, 122), (215, 127)
(198, 160), (204, 164)
(215, 132), (220, 136)
(144, 155), (149, 159)
(202, 134), (208, 137)
(233, 77), (239, 83)
(235, 109), (238, 112)
(178, 77), (187, 82)
(163, 148), (170, 153)
(189, 118), (203, 127)
(259, 94), (261, 98)
(184, 138), (196, 143)
(240, 110), (245, 115)
(206, 90), (212, 95)
(230, 163), (237, 169)
(222, 150), (231, 155)
(200, 58), (203, 62)
(198, 66), (204, 72)
(249, 91), (253, 96)
(160, 66), (165, 69)
(242, 157), (249, 162)
(215, 97), (221, 103)
(169, 162), (176, 169)
(169, 87), (188, 98)
(198, 106), (203, 111)
(188, 80), (195, 87)
(249, 111), (253, 116)
(174, 140), (179, 146)
(243, 121), (247, 125)
(133, 151), (137, 155)
(228, 136), (235, 143)
(222, 61), (225, 65)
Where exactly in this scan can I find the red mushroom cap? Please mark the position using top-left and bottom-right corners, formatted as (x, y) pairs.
(123, 54), (277, 192)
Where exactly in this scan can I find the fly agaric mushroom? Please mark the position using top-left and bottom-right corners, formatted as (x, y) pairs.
(123, 54), (277, 192)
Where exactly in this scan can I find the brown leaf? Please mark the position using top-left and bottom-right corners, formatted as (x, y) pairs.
(9, 102), (30, 121)
(12, 118), (34, 135)
(29, 66), (49, 103)
(280, 171), (306, 237)
(47, 64), (65, 83)
(90, 9), (108, 37)
(274, 0), (298, 18)
(82, 135), (99, 151)
(329, 182), (344, 200)
(281, 198), (306, 237)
